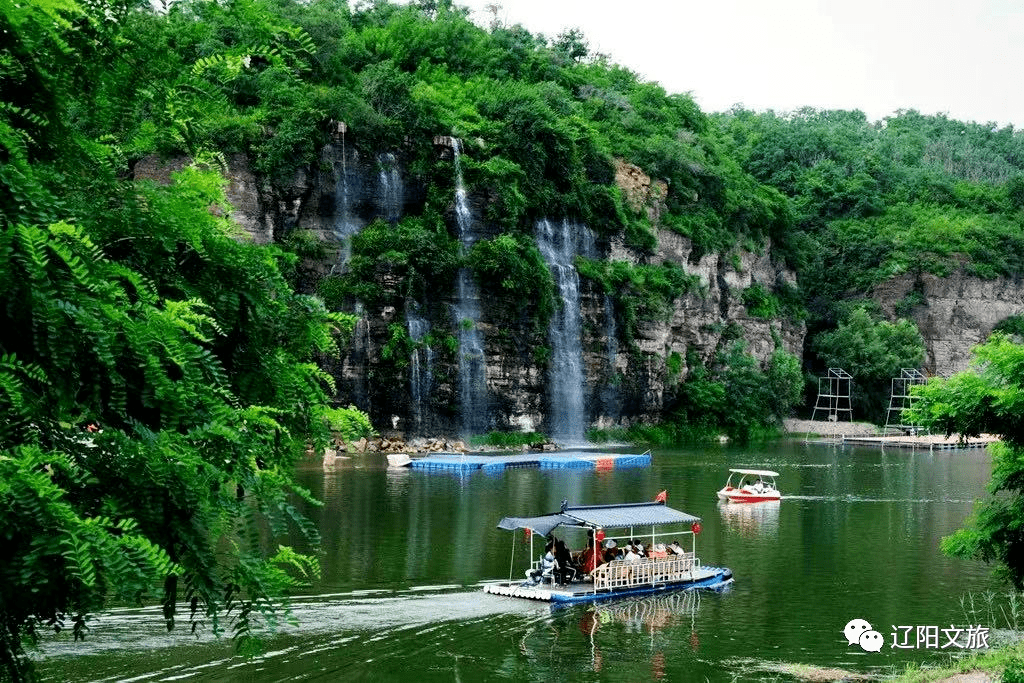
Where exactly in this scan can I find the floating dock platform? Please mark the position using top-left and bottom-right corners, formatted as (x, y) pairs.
(408, 450), (652, 473)
(807, 434), (998, 450)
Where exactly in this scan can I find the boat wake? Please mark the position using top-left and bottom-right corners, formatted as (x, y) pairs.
(783, 495), (976, 503)
(34, 586), (550, 661)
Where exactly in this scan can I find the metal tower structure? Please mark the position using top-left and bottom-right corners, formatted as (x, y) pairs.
(811, 368), (853, 423)
(884, 368), (928, 435)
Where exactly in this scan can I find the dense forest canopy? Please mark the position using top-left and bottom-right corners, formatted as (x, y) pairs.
(3, 0), (1024, 677)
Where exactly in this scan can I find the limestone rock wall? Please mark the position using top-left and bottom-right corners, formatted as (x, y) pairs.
(873, 271), (1024, 376)
(133, 146), (802, 436)
(590, 229), (804, 426)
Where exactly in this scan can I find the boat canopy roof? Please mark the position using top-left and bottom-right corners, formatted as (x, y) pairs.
(729, 468), (779, 477)
(496, 502), (701, 537)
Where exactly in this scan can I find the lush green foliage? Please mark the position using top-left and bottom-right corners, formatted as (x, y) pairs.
(82, 0), (794, 264)
(0, 0), (368, 678)
(814, 306), (925, 423)
(907, 335), (1024, 588)
(577, 257), (701, 341)
(331, 215), (461, 309)
(995, 315), (1024, 339)
(672, 344), (805, 442)
(467, 233), (554, 326)
(719, 108), (1024, 401)
(719, 106), (1024, 310)
(320, 405), (377, 441)
(741, 281), (806, 321)
(591, 342), (803, 445)
(0, 181), (348, 678)
(741, 283), (781, 319)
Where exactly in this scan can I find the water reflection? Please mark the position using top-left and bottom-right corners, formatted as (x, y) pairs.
(586, 590), (700, 635)
(718, 500), (781, 537)
(385, 464), (410, 498)
(576, 592), (701, 677)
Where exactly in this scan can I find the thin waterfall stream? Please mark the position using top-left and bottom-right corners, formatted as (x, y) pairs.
(406, 301), (433, 435)
(332, 126), (361, 272)
(535, 218), (593, 445)
(451, 139), (488, 435)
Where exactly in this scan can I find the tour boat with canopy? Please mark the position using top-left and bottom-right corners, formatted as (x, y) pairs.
(482, 499), (733, 604)
(716, 468), (781, 503)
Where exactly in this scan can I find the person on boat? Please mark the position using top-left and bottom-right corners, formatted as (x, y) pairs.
(669, 540), (686, 556)
(601, 538), (618, 564)
(580, 533), (603, 575)
(623, 544), (641, 563)
(524, 542), (556, 585)
(648, 543), (668, 559)
(553, 539), (579, 583)
(750, 478), (765, 494)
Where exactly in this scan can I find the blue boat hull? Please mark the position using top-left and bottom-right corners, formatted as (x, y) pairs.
(549, 567), (733, 604)
(483, 566), (733, 605)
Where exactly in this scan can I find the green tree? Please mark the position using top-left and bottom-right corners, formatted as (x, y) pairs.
(0, 171), (357, 680)
(907, 334), (1024, 587)
(813, 306), (925, 423)
(0, 3), (363, 674)
(674, 342), (803, 442)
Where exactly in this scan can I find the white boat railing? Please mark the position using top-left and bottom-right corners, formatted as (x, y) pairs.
(591, 553), (700, 591)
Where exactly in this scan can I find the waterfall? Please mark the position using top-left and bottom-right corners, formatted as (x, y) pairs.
(451, 139), (488, 436)
(333, 128), (361, 272)
(377, 152), (403, 223)
(536, 218), (591, 445)
(350, 301), (371, 412)
(406, 302), (433, 435)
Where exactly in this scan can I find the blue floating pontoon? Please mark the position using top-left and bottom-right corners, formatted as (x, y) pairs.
(408, 450), (651, 473)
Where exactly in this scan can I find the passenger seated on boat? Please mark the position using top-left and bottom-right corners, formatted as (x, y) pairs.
(631, 540), (645, 557)
(553, 540), (579, 583)
(746, 478), (765, 494)
(524, 548), (556, 585)
(669, 541), (686, 556)
(580, 537), (602, 575)
(601, 539), (618, 564)
(623, 544), (641, 562)
(648, 543), (668, 559)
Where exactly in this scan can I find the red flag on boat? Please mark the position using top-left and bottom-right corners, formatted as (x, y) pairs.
(654, 490), (667, 503)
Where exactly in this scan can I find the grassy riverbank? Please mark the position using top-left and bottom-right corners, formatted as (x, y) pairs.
(885, 638), (1024, 682)
(741, 640), (1020, 682)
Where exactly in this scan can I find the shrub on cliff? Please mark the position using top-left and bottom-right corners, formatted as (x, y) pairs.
(335, 215), (461, 308)
(467, 233), (555, 327)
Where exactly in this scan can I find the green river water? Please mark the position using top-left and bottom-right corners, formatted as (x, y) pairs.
(35, 440), (1000, 682)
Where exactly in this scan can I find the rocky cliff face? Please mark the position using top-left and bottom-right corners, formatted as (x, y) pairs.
(599, 228), (804, 425)
(134, 154), (275, 244)
(873, 271), (1024, 376)
(135, 144), (805, 438)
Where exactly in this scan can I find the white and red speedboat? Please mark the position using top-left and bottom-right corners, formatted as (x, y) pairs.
(716, 468), (781, 503)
